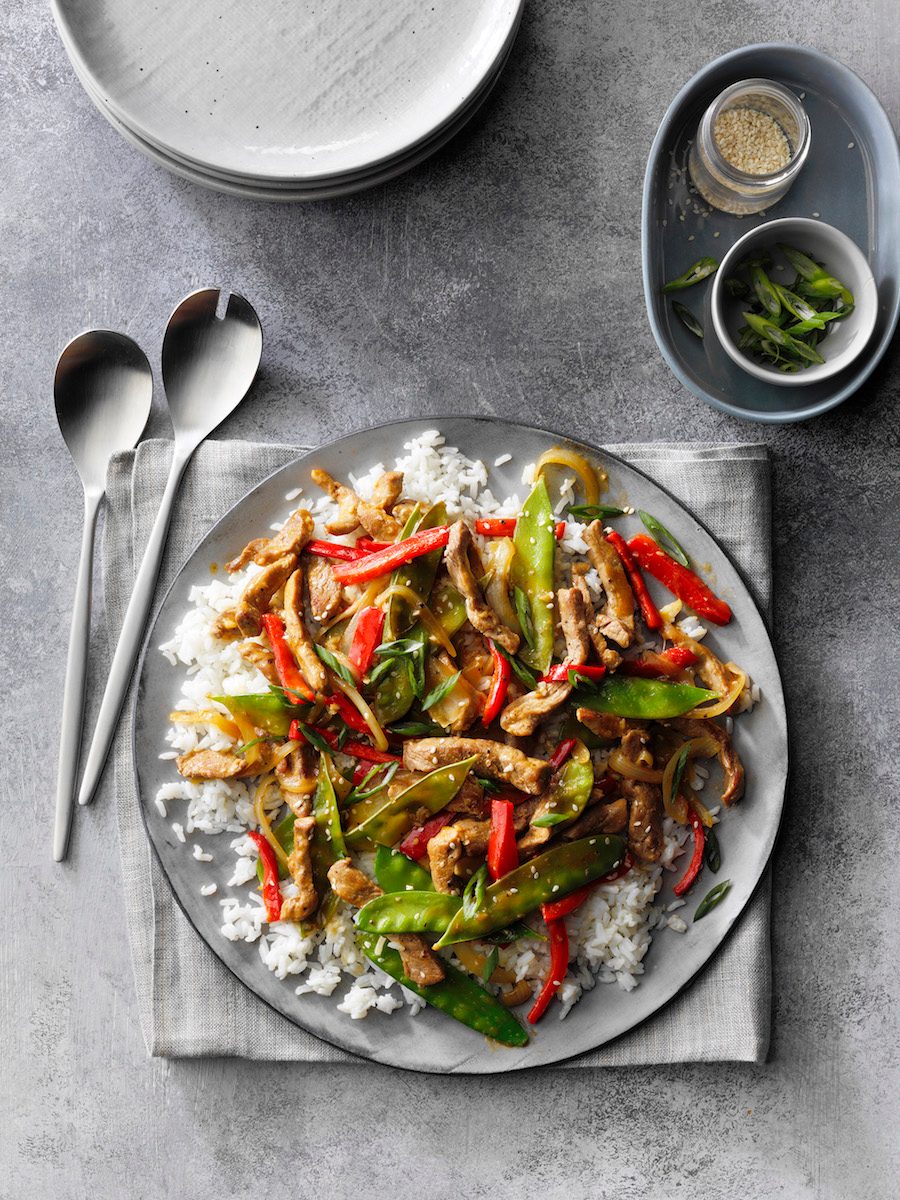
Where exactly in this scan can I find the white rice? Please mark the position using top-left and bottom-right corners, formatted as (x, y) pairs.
(156, 430), (743, 1029)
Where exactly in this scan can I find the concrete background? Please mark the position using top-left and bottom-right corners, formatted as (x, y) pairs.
(2, 1), (898, 1197)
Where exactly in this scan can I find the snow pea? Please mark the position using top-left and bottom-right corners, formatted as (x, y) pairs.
(511, 478), (556, 673)
(212, 691), (299, 737)
(357, 930), (529, 1047)
(577, 675), (717, 719)
(532, 749), (594, 829)
(310, 753), (347, 892)
(357, 890), (461, 933)
(434, 834), (627, 947)
(384, 502), (447, 639)
(374, 844), (435, 893)
(345, 756), (477, 849)
(431, 578), (467, 636)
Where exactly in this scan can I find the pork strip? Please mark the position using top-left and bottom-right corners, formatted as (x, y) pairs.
(444, 521), (519, 654)
(327, 859), (445, 986)
(500, 586), (589, 737)
(235, 553), (297, 636)
(176, 747), (273, 781)
(283, 567), (329, 693)
(427, 819), (491, 894)
(402, 737), (549, 795)
(583, 521), (635, 648)
(226, 508), (314, 573)
(237, 640), (279, 685)
(615, 728), (664, 863)
(571, 562), (622, 669)
(280, 815), (318, 922)
(668, 716), (745, 806)
(305, 555), (345, 624)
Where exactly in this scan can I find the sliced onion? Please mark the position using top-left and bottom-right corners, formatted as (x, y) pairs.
(253, 774), (289, 868)
(330, 675), (389, 751)
(321, 578), (385, 633)
(608, 747), (663, 783)
(169, 709), (241, 740)
(685, 664), (747, 718)
(535, 447), (606, 506)
(230, 709), (263, 766)
(482, 538), (521, 634)
(453, 941), (515, 985)
(662, 735), (721, 823)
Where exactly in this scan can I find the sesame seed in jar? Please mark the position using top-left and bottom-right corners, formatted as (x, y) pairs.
(713, 107), (791, 175)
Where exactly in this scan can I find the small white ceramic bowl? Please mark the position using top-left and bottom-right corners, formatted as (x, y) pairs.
(710, 217), (878, 386)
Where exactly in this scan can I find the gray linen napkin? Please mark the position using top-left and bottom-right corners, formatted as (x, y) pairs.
(104, 438), (772, 1064)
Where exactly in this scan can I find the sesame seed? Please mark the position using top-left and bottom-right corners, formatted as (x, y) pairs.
(848, 141), (855, 149)
(713, 107), (791, 174)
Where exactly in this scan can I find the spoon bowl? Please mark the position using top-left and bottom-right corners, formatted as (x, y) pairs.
(55, 330), (154, 488)
(53, 330), (152, 861)
(162, 289), (264, 443)
(77, 289), (263, 809)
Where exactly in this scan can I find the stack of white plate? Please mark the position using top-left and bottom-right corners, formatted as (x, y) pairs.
(52, 0), (524, 200)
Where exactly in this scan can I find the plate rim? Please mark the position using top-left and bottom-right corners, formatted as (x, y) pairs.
(51, 0), (524, 183)
(640, 41), (900, 424)
(131, 414), (789, 1073)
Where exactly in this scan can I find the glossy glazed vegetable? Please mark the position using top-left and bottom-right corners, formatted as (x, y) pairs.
(213, 691), (298, 737)
(476, 517), (566, 539)
(347, 606), (385, 678)
(540, 663), (606, 684)
(247, 830), (282, 922)
(486, 797), (518, 880)
(261, 613), (316, 702)
(662, 256), (719, 292)
(626, 534), (732, 625)
(374, 844), (435, 893)
(433, 835), (626, 947)
(605, 529), (662, 630)
(332, 526), (450, 586)
(619, 646), (699, 678)
(511, 478), (556, 673)
(385, 502), (447, 639)
(673, 804), (706, 897)
(547, 738), (577, 771)
(482, 640), (511, 726)
(356, 930), (528, 1047)
(534, 447), (604, 507)
(637, 510), (689, 567)
(305, 539), (369, 562)
(540, 852), (633, 920)
(527, 917), (568, 1024)
(532, 746), (594, 829)
(316, 728), (402, 764)
(356, 890), (462, 933)
(345, 756), (477, 849)
(398, 812), (455, 861)
(577, 676), (717, 719)
(309, 755), (347, 896)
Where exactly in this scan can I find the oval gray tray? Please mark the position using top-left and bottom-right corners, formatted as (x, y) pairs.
(642, 43), (900, 423)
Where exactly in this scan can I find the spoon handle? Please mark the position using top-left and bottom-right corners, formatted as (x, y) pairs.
(53, 489), (102, 861)
(77, 444), (192, 808)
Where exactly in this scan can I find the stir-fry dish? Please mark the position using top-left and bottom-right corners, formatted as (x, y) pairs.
(159, 433), (754, 1046)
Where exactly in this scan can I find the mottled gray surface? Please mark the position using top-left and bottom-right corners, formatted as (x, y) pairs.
(1, 1), (898, 1197)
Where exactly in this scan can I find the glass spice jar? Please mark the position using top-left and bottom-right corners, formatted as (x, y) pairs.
(688, 79), (810, 215)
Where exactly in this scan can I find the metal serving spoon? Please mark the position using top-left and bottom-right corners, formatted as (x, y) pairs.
(53, 331), (153, 861)
(77, 289), (263, 808)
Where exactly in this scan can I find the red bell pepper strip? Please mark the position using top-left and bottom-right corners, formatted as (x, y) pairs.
(305, 539), (370, 562)
(605, 529), (662, 631)
(354, 538), (391, 554)
(260, 613), (316, 703)
(347, 606), (386, 678)
(399, 811), (456, 861)
(548, 738), (577, 772)
(332, 526), (450, 585)
(627, 534), (733, 626)
(527, 917), (569, 1024)
(540, 663), (607, 684)
(288, 718), (301, 741)
(317, 727), (402, 764)
(327, 691), (371, 734)
(673, 804), (706, 897)
(541, 852), (633, 920)
(476, 518), (566, 540)
(486, 797), (519, 881)
(619, 646), (699, 678)
(482, 640), (511, 726)
(247, 830), (282, 923)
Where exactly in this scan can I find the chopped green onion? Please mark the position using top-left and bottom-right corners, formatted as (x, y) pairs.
(513, 586), (535, 649)
(421, 671), (461, 712)
(462, 863), (489, 919)
(672, 301), (703, 339)
(694, 879), (732, 921)
(482, 946), (500, 984)
(662, 257), (719, 293)
(638, 510), (689, 567)
(235, 737), (267, 756)
(704, 825), (721, 874)
(565, 503), (626, 521)
(314, 644), (358, 686)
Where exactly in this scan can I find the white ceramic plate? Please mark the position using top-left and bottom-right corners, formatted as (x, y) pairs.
(52, 0), (523, 182)
(133, 417), (788, 1073)
(70, 43), (512, 201)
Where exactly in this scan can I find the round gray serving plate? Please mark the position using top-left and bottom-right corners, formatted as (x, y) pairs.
(133, 417), (788, 1072)
(642, 43), (900, 423)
